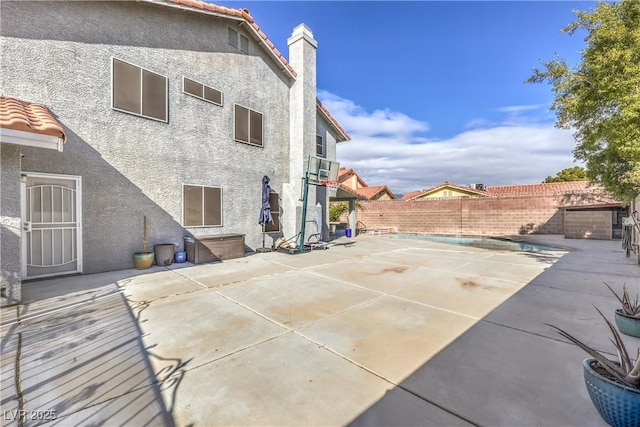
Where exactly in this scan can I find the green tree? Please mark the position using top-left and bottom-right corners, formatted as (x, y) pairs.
(544, 166), (588, 183)
(528, 0), (640, 202)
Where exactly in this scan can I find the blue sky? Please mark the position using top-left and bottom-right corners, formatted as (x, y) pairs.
(219, 1), (593, 195)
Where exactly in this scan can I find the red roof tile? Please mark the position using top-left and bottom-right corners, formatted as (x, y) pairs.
(161, 0), (297, 77)
(403, 181), (605, 200)
(0, 96), (66, 140)
(402, 182), (488, 200)
(154, 1), (350, 143)
(317, 99), (350, 142)
(486, 181), (595, 196)
(354, 185), (396, 200)
(401, 190), (424, 200)
(338, 167), (353, 180)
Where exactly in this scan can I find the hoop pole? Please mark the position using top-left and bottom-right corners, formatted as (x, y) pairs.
(299, 174), (310, 253)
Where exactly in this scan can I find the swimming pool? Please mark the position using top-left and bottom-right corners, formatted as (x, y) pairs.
(389, 234), (561, 252)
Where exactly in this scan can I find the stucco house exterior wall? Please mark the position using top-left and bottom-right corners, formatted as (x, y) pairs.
(0, 0), (348, 304)
(0, 144), (22, 306)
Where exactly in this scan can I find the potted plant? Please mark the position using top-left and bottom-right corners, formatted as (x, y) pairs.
(329, 202), (348, 234)
(548, 307), (640, 427)
(133, 215), (154, 269)
(604, 282), (640, 338)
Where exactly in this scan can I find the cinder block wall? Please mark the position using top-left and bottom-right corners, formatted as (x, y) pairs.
(357, 191), (615, 237)
(564, 210), (612, 239)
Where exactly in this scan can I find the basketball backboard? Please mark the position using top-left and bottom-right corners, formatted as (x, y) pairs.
(306, 155), (340, 186)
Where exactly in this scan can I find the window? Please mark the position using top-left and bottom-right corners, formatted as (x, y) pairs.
(263, 192), (280, 232)
(239, 34), (249, 54)
(234, 104), (263, 147)
(183, 185), (222, 227)
(443, 190), (452, 197)
(228, 27), (238, 49)
(316, 135), (325, 157)
(112, 58), (167, 122)
(228, 27), (249, 54)
(183, 77), (223, 106)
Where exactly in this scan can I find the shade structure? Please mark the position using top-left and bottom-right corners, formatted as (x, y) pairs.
(259, 175), (273, 226)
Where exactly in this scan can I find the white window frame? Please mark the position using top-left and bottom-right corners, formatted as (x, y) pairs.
(233, 103), (264, 148)
(110, 57), (168, 123)
(183, 77), (223, 107)
(182, 184), (223, 228)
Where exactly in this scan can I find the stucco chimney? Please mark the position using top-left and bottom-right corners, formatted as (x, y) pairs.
(284, 23), (318, 238)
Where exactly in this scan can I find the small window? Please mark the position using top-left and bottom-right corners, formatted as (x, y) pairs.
(228, 27), (238, 49)
(183, 185), (222, 227)
(316, 135), (325, 157)
(234, 104), (263, 147)
(112, 58), (167, 122)
(239, 34), (249, 54)
(263, 192), (280, 232)
(183, 77), (223, 106)
(228, 27), (249, 54)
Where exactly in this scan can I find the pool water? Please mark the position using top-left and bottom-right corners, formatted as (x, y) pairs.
(389, 234), (561, 253)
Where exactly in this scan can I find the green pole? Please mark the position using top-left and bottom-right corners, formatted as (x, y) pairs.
(298, 175), (310, 253)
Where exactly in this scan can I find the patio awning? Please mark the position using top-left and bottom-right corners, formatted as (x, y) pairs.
(331, 184), (367, 202)
(0, 96), (66, 151)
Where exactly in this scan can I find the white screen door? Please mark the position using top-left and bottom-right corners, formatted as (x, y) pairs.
(21, 173), (82, 279)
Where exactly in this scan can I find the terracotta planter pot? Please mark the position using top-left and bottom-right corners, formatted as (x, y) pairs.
(614, 309), (640, 338)
(133, 252), (154, 269)
(583, 358), (640, 427)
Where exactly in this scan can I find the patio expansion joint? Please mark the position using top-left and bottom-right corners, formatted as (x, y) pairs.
(481, 318), (620, 358)
(303, 270), (481, 321)
(292, 329), (481, 427)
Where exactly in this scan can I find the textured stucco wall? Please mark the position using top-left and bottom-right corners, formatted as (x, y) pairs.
(1, 1), (297, 273)
(0, 144), (22, 305)
(285, 24), (319, 244)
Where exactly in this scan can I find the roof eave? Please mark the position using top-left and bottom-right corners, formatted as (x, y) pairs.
(316, 100), (350, 143)
(145, 0), (297, 80)
(1, 128), (65, 152)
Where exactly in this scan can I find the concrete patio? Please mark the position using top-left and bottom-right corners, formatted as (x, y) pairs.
(1, 235), (639, 426)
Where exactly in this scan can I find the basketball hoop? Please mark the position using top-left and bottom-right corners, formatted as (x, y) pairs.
(322, 180), (340, 197)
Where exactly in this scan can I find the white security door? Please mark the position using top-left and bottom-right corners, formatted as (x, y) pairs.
(22, 173), (82, 279)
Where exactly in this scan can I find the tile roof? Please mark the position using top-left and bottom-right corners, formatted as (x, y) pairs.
(0, 96), (66, 140)
(338, 167), (353, 180)
(153, 1), (350, 143)
(334, 183), (366, 200)
(486, 181), (595, 196)
(402, 181), (605, 200)
(317, 99), (350, 142)
(354, 185), (396, 200)
(401, 190), (423, 200)
(158, 0), (297, 78)
(402, 182), (488, 200)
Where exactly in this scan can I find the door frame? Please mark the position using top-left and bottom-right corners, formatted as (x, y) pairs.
(21, 172), (83, 280)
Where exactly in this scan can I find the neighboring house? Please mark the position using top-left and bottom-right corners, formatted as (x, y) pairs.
(0, 0), (349, 306)
(391, 180), (624, 239)
(401, 182), (488, 200)
(338, 167), (396, 201)
(402, 181), (609, 201)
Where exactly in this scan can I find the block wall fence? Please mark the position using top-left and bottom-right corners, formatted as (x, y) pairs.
(355, 191), (617, 237)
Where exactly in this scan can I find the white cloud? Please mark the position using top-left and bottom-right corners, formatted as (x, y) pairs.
(320, 91), (581, 196)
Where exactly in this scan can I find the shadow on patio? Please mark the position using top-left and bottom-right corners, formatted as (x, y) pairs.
(0, 274), (187, 426)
